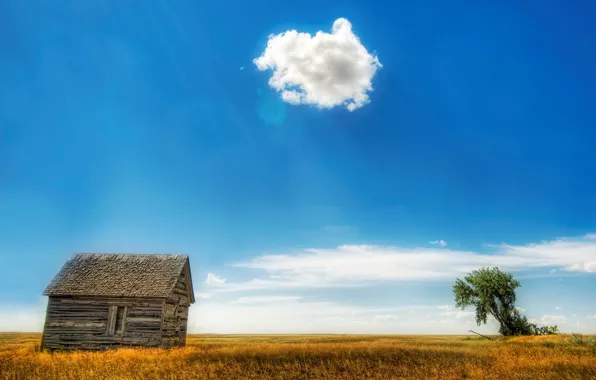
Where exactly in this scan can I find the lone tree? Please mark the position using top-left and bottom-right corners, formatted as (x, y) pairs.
(453, 267), (558, 336)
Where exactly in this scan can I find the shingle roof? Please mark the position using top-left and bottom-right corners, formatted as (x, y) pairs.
(43, 253), (193, 300)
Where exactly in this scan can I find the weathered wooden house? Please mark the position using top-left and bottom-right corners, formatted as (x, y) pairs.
(41, 253), (195, 351)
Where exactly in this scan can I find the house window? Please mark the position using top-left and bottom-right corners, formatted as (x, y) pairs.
(107, 306), (127, 336)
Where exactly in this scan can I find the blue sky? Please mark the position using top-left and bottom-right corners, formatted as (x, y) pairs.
(1, 0), (595, 333)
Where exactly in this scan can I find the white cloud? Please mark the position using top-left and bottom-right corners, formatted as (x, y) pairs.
(254, 18), (382, 111)
(550, 269), (557, 273)
(515, 307), (526, 313)
(218, 234), (596, 291)
(231, 296), (303, 304)
(540, 315), (568, 324)
(430, 240), (447, 247)
(187, 299), (495, 334)
(566, 262), (596, 272)
(495, 236), (596, 273)
(438, 305), (475, 319)
(205, 273), (226, 286)
(555, 306), (561, 310)
(373, 314), (399, 323)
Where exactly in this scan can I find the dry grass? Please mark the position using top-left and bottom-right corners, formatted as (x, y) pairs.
(1, 333), (595, 379)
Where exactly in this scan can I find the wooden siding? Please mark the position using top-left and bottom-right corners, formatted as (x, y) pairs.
(167, 268), (191, 306)
(41, 296), (164, 351)
(162, 270), (191, 347)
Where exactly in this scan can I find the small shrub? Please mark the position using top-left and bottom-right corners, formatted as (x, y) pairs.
(570, 334), (583, 345)
(586, 337), (596, 347)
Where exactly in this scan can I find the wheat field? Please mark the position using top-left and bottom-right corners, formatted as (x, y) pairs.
(1, 333), (595, 379)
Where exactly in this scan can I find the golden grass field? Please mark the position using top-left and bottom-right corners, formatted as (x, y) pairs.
(1, 333), (595, 379)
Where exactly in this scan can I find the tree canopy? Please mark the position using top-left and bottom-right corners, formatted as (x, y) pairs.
(453, 267), (558, 336)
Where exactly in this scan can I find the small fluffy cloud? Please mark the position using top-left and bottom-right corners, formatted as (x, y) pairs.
(254, 18), (382, 111)
(205, 273), (226, 286)
(430, 240), (447, 247)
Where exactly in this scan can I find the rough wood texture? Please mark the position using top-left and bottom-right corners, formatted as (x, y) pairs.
(41, 254), (195, 351)
(44, 254), (192, 299)
(42, 296), (164, 351)
(162, 269), (191, 347)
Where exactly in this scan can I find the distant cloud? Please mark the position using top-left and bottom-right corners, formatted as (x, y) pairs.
(231, 296), (303, 304)
(216, 234), (596, 291)
(566, 262), (596, 272)
(187, 300), (496, 334)
(540, 315), (568, 324)
(430, 240), (447, 247)
(550, 269), (557, 273)
(438, 304), (475, 319)
(205, 273), (226, 285)
(254, 18), (382, 111)
(555, 306), (561, 310)
(373, 314), (399, 323)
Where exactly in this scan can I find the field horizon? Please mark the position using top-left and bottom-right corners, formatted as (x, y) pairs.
(1, 332), (595, 379)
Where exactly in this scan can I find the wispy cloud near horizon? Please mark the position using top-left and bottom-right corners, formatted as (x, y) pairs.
(211, 234), (596, 292)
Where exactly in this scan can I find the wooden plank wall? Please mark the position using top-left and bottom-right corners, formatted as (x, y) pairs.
(162, 270), (190, 347)
(42, 296), (164, 351)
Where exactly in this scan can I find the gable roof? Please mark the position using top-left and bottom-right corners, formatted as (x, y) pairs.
(43, 253), (195, 303)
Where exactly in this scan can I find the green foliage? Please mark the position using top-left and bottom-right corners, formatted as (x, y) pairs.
(586, 337), (596, 347)
(531, 325), (559, 336)
(453, 267), (559, 336)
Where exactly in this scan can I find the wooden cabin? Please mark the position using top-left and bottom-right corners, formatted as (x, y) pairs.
(41, 253), (195, 351)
